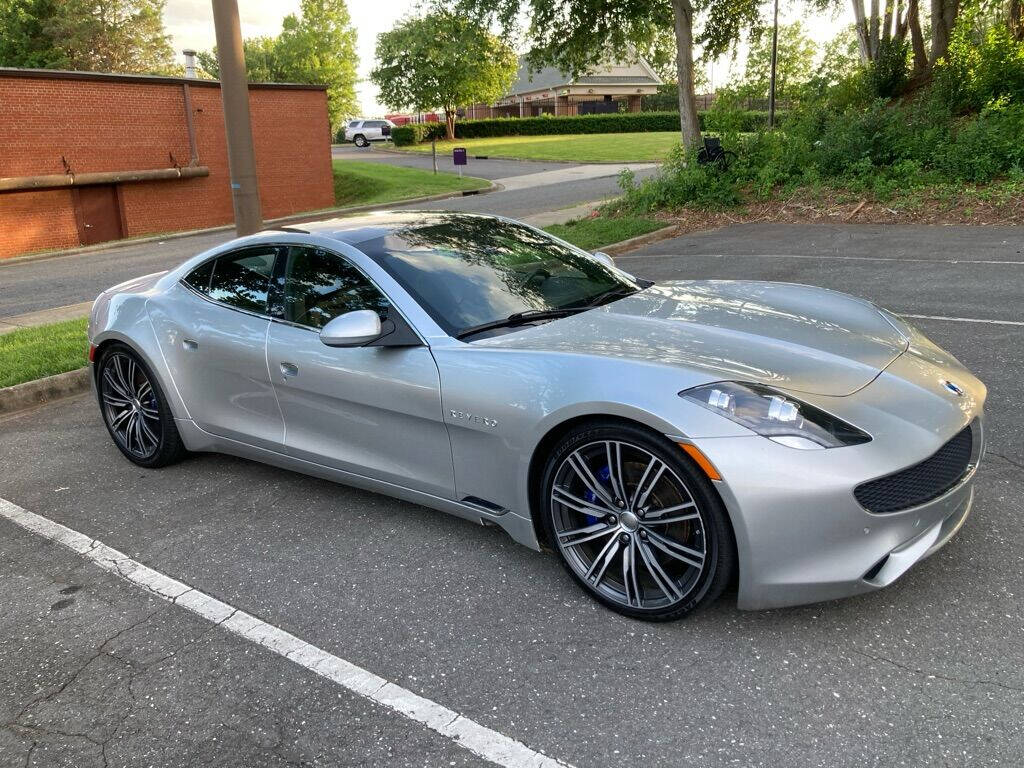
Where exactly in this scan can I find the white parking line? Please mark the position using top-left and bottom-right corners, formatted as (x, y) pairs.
(0, 497), (573, 768)
(898, 313), (1024, 327)
(616, 251), (1024, 265)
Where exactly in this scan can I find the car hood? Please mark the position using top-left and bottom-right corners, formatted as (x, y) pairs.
(475, 280), (909, 396)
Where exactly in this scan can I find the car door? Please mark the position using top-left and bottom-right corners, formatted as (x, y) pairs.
(265, 244), (455, 499)
(151, 245), (285, 449)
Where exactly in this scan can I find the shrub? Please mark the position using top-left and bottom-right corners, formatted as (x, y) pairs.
(390, 110), (784, 145)
(864, 38), (909, 99)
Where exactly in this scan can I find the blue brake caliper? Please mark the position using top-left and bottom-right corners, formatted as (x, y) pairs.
(584, 466), (613, 524)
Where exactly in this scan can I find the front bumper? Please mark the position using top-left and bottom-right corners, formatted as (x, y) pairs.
(693, 418), (983, 611)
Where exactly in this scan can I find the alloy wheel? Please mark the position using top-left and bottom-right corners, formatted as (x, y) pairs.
(550, 440), (711, 611)
(100, 352), (162, 460)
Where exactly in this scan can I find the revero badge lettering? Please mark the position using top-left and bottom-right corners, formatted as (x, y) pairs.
(449, 409), (498, 428)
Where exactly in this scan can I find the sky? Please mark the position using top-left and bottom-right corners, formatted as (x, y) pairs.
(163, 0), (846, 117)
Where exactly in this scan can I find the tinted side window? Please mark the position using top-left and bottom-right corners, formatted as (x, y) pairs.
(366, 120), (385, 128)
(349, 120), (361, 128)
(282, 246), (390, 330)
(183, 260), (214, 293)
(206, 247), (277, 313)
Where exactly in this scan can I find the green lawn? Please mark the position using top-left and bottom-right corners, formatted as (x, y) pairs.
(399, 132), (682, 163)
(333, 159), (489, 207)
(544, 215), (665, 250)
(0, 317), (89, 388)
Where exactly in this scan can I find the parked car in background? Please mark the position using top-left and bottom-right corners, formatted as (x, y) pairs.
(342, 119), (395, 147)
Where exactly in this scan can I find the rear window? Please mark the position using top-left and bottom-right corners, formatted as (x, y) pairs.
(184, 247), (278, 314)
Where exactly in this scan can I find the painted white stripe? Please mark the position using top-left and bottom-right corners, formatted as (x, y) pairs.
(616, 251), (1024, 266)
(0, 497), (573, 768)
(898, 313), (1024, 327)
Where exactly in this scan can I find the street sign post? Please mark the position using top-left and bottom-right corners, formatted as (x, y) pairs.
(453, 147), (467, 178)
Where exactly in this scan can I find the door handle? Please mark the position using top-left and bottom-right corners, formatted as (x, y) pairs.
(280, 362), (299, 378)
(183, 338), (199, 350)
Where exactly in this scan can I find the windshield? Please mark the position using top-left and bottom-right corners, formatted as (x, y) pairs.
(358, 215), (642, 336)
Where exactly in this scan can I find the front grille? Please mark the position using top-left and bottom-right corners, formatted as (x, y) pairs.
(854, 425), (974, 514)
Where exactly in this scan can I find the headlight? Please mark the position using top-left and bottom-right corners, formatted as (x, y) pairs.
(680, 381), (871, 449)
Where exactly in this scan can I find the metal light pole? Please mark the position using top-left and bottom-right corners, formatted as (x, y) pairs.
(767, 0), (780, 129)
(212, 0), (262, 235)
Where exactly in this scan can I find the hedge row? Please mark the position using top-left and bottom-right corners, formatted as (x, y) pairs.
(390, 110), (783, 145)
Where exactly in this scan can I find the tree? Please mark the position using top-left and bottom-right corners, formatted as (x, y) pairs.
(195, 37), (279, 82)
(371, 10), (518, 140)
(0, 0), (174, 73)
(196, 0), (358, 129)
(732, 21), (817, 102)
(275, 0), (359, 128)
(814, 0), (966, 75)
(0, 0), (65, 68)
(453, 0), (759, 151)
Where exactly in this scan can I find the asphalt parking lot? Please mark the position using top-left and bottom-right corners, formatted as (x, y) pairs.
(2, 223), (1022, 767)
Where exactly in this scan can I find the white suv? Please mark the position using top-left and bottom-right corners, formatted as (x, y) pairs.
(344, 119), (395, 147)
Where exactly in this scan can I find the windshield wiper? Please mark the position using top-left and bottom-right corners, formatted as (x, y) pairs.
(455, 308), (583, 340)
(582, 284), (641, 308)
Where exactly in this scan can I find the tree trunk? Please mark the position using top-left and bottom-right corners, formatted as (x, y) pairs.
(870, 0), (881, 57)
(882, 0), (895, 43)
(908, 0), (928, 71)
(670, 0), (701, 150)
(1010, 0), (1023, 42)
(852, 0), (873, 63)
(444, 108), (456, 141)
(930, 0), (959, 65)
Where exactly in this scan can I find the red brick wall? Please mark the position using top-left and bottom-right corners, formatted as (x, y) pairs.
(0, 72), (334, 259)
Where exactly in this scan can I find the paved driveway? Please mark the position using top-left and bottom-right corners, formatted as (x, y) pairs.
(1, 224), (1022, 767)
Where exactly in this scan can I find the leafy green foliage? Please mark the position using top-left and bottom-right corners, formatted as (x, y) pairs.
(613, 19), (1024, 212)
(863, 38), (909, 99)
(726, 21), (818, 103)
(196, 0), (358, 130)
(933, 11), (1024, 112)
(275, 0), (358, 128)
(371, 10), (517, 141)
(0, 0), (174, 74)
(195, 37), (279, 82)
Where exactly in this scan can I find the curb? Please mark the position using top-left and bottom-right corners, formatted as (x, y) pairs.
(602, 225), (681, 256)
(0, 367), (91, 416)
(0, 181), (497, 267)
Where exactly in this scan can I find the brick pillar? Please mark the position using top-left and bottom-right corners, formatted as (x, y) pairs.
(628, 94), (643, 112)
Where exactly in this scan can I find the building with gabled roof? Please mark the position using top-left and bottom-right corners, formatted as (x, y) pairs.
(465, 54), (662, 119)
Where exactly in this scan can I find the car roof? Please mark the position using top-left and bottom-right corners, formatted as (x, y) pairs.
(289, 211), (500, 246)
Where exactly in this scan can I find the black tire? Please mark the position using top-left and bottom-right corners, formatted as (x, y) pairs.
(539, 421), (735, 621)
(96, 343), (187, 468)
(353, 134), (368, 147)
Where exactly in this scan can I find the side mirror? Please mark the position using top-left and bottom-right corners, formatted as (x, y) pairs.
(591, 251), (615, 268)
(319, 310), (382, 347)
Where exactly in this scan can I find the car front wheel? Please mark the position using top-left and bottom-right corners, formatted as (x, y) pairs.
(540, 421), (735, 621)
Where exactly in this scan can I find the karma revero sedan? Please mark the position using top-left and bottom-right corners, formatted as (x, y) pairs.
(88, 212), (986, 620)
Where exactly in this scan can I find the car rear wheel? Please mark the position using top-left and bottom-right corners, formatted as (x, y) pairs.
(353, 134), (368, 147)
(97, 344), (186, 468)
(540, 422), (734, 621)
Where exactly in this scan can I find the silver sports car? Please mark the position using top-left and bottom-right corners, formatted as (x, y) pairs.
(88, 212), (986, 621)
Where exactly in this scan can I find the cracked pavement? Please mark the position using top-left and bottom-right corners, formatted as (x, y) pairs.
(2, 223), (1023, 767)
